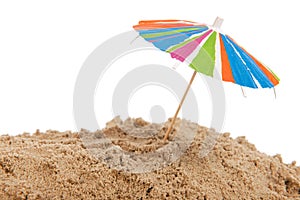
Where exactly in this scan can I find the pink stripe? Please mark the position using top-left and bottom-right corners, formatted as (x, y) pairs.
(170, 29), (212, 62)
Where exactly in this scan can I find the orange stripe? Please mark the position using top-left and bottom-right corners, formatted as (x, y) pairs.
(227, 35), (279, 86)
(138, 19), (198, 24)
(248, 54), (279, 86)
(219, 34), (235, 83)
(133, 23), (198, 30)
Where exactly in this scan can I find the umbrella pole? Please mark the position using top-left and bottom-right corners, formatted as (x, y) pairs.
(163, 70), (197, 141)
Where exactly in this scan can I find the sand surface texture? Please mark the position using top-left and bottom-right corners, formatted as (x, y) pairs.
(1, 118), (300, 199)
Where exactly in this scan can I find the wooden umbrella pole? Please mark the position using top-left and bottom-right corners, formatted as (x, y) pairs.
(163, 70), (197, 141)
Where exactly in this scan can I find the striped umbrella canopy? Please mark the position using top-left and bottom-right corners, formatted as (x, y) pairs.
(133, 17), (280, 141)
(133, 18), (280, 89)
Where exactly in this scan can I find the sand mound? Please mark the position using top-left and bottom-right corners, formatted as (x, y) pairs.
(0, 118), (299, 199)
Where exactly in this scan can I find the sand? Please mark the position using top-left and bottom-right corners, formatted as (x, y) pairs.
(0, 118), (299, 199)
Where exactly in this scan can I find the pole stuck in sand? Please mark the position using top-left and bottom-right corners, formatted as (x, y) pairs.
(163, 17), (224, 141)
(163, 70), (197, 141)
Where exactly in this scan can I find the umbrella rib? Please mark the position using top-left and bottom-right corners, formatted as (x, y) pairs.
(241, 86), (247, 98)
(130, 35), (140, 44)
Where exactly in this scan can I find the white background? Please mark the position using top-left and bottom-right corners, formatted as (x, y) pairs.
(0, 1), (299, 164)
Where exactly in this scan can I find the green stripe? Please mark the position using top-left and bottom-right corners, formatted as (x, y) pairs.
(190, 31), (217, 76)
(141, 27), (200, 39)
(266, 66), (280, 81)
(166, 34), (204, 52)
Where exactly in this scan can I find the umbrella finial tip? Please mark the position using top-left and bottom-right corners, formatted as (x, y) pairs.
(213, 17), (224, 29)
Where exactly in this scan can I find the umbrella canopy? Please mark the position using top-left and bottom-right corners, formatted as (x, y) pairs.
(133, 17), (280, 141)
(133, 18), (280, 89)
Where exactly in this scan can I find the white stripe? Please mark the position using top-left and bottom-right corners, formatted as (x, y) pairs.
(250, 73), (261, 88)
(166, 31), (207, 52)
(213, 33), (222, 80)
(224, 35), (261, 88)
(184, 29), (213, 66)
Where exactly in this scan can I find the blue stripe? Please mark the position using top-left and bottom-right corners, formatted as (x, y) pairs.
(221, 34), (257, 88)
(227, 37), (274, 88)
(151, 34), (191, 51)
(141, 30), (205, 51)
